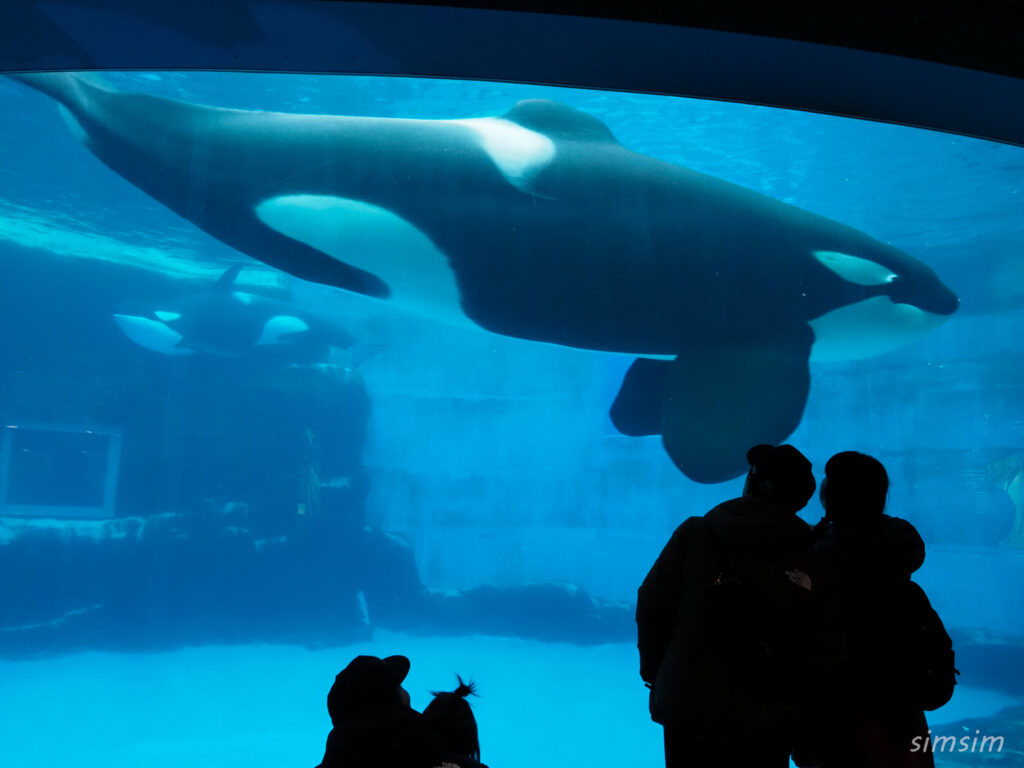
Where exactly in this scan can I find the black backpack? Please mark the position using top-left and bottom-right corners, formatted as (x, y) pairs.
(881, 580), (959, 712)
(842, 576), (958, 718)
(692, 525), (826, 733)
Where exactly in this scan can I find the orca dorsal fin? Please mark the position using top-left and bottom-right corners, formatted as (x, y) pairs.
(503, 100), (619, 143)
(214, 265), (243, 291)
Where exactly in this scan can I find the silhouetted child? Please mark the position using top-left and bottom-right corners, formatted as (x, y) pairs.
(317, 654), (446, 768)
(422, 675), (488, 767)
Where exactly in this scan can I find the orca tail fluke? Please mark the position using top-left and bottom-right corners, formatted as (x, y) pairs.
(9, 71), (110, 106)
(611, 327), (814, 483)
(9, 72), (117, 148)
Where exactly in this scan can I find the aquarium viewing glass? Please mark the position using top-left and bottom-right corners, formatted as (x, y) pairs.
(0, 69), (1021, 767)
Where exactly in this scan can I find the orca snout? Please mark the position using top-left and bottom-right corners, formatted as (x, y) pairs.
(930, 282), (960, 316)
(891, 272), (960, 317)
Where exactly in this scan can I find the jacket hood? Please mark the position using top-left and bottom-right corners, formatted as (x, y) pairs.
(813, 514), (925, 587)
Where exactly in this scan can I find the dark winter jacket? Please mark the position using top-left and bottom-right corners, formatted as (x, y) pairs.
(813, 514), (928, 696)
(637, 496), (844, 743)
(317, 705), (488, 768)
(317, 705), (446, 768)
(813, 514), (938, 768)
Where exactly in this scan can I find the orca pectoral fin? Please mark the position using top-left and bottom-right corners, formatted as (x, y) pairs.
(348, 342), (388, 368)
(213, 264), (244, 291)
(609, 358), (673, 436)
(660, 328), (814, 484)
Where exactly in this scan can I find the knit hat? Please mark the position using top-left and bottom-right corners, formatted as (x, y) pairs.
(746, 444), (816, 510)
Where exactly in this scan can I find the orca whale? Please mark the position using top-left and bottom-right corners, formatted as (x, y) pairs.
(113, 265), (353, 359)
(14, 73), (959, 481)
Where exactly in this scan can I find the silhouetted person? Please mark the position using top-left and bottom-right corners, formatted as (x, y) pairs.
(422, 676), (489, 768)
(316, 654), (446, 768)
(638, 444), (844, 768)
(811, 451), (955, 768)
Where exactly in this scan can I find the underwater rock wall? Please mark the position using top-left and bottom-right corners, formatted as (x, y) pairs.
(0, 252), (634, 652)
(355, 307), (737, 603)
(2, 245), (1022, 654)
(0, 251), (376, 652)
(359, 301), (1024, 616)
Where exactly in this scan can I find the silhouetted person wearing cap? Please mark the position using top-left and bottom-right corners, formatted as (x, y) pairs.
(317, 654), (444, 768)
(811, 451), (952, 768)
(637, 444), (844, 768)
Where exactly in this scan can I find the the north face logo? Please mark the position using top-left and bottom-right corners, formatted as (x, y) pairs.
(785, 568), (812, 590)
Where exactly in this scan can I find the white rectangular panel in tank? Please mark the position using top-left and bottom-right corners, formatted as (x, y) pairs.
(0, 424), (121, 520)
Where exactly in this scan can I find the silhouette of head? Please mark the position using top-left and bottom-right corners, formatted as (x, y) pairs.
(743, 444), (816, 512)
(327, 654), (411, 724)
(422, 675), (480, 761)
(821, 451), (889, 522)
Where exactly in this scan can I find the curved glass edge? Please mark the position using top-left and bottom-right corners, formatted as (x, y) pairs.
(0, 1), (1022, 147)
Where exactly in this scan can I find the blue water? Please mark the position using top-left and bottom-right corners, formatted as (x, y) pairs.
(0, 72), (1022, 766)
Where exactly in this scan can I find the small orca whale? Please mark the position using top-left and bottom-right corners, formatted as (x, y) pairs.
(15, 73), (959, 481)
(113, 265), (354, 359)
